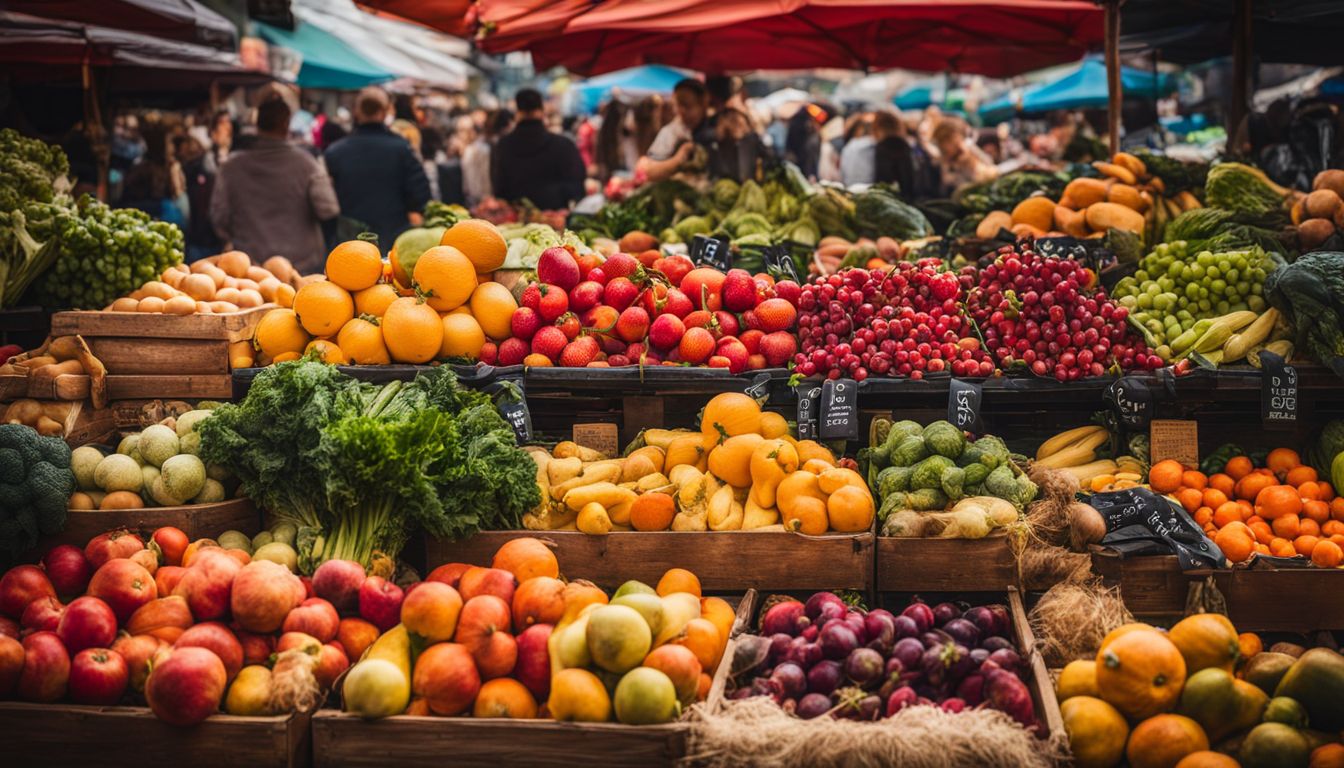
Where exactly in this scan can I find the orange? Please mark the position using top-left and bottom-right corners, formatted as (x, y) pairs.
(1255, 485), (1303, 520)
(1312, 540), (1343, 567)
(1286, 465), (1317, 487)
(1149, 460), (1186, 493)
(473, 677), (539, 719)
(1311, 743), (1344, 768)
(1237, 500), (1254, 517)
(1270, 537), (1296, 557)
(1176, 488), (1204, 514)
(1208, 473), (1236, 498)
(1212, 502), (1244, 529)
(1294, 535), (1320, 557)
(1333, 534), (1344, 548)
(1266, 447), (1301, 476)
(305, 338), (347, 364)
(439, 313), (486, 359)
(325, 239), (383, 292)
(1301, 519), (1322, 537)
(468, 282), (519, 340)
(354, 284), (399, 317)
(491, 537), (559, 582)
(1193, 507), (1213, 527)
(1248, 521), (1273, 546)
(293, 280), (355, 337)
(1255, 542), (1270, 555)
(699, 597), (735, 649)
(1317, 481), (1335, 501)
(1224, 456), (1253, 480)
(253, 307), (309, 360)
(1332, 497), (1344, 521)
(382, 297), (443, 363)
(274, 283), (296, 309)
(413, 245), (476, 312)
(336, 317), (391, 365)
(1235, 472), (1276, 502)
(1237, 631), (1263, 660)
(1324, 520), (1344, 537)
(1246, 514), (1265, 527)
(656, 568), (702, 597)
(1181, 470), (1208, 490)
(629, 492), (675, 531)
(1303, 500), (1331, 524)
(1271, 514), (1301, 539)
(439, 219), (507, 273)
(1201, 488), (1228, 511)
(673, 618), (722, 671)
(1213, 527), (1254, 563)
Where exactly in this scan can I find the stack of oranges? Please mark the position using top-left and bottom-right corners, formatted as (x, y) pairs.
(1149, 448), (1344, 568)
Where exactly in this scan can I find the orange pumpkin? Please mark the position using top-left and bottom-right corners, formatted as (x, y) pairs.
(1126, 714), (1209, 768)
(1168, 613), (1240, 674)
(1096, 629), (1187, 721)
(1098, 622), (1155, 654)
(699, 392), (761, 445)
(1174, 751), (1240, 768)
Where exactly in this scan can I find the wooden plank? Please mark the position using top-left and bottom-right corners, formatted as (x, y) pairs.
(85, 337), (229, 375)
(106, 374), (234, 400)
(875, 535), (1017, 592)
(1089, 548), (1190, 620)
(44, 498), (260, 550)
(426, 529), (874, 592)
(51, 306), (269, 342)
(0, 374), (26, 400)
(1213, 568), (1344, 632)
(0, 703), (309, 768)
(1009, 587), (1065, 739)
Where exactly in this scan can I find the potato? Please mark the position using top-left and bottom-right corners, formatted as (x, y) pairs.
(1314, 168), (1344, 198)
(1297, 217), (1336, 250)
(1305, 188), (1342, 220)
(164, 295), (198, 315)
(137, 296), (166, 313)
(110, 297), (139, 312)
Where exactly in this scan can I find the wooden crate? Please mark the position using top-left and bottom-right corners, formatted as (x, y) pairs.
(0, 703), (310, 768)
(311, 590), (758, 768)
(875, 534), (1017, 592)
(0, 373), (232, 401)
(425, 529), (874, 592)
(1089, 548), (1190, 621)
(46, 498), (260, 549)
(1209, 567), (1344, 632)
(50, 307), (269, 375)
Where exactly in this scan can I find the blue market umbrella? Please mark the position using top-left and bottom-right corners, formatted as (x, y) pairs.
(894, 84), (936, 111)
(980, 57), (1174, 124)
(253, 19), (393, 90)
(571, 64), (689, 114)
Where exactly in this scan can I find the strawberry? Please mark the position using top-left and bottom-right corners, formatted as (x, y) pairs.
(648, 314), (684, 350)
(625, 342), (647, 360)
(754, 298), (797, 333)
(678, 327), (715, 364)
(531, 326), (568, 361)
(747, 353), (767, 370)
(741, 309), (760, 331)
(587, 361), (610, 368)
(639, 283), (668, 316)
(520, 282), (542, 311)
(537, 246), (580, 290)
(498, 337), (529, 366)
(707, 355), (731, 370)
(569, 281), (604, 312)
(576, 252), (602, 278)
(760, 331), (797, 367)
(662, 288), (693, 318)
(586, 267), (607, 285)
(642, 349), (663, 365)
(602, 252), (641, 281)
(603, 277), (639, 311)
(652, 255), (693, 286)
(510, 307), (542, 340)
(608, 354), (631, 367)
(559, 336), (600, 367)
(615, 306), (650, 343)
(537, 284), (569, 322)
(479, 342), (499, 365)
(555, 312), (581, 340)
(773, 279), (801, 305)
(716, 337), (749, 373)
(713, 310), (741, 338)
(738, 329), (764, 354)
(721, 269), (757, 312)
(680, 268), (725, 311)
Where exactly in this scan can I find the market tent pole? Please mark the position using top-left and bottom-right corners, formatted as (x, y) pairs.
(81, 57), (109, 202)
(1229, 0), (1251, 144)
(1104, 0), (1122, 155)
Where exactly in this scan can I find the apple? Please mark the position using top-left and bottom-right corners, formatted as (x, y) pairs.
(457, 567), (516, 605)
(111, 634), (165, 693)
(425, 562), (472, 589)
(311, 560), (365, 614)
(276, 631), (321, 656)
(235, 630), (275, 666)
(514, 623), (553, 701)
(400, 582), (462, 644)
(230, 560), (304, 633)
(18, 631), (69, 702)
(172, 549), (241, 621)
(68, 647), (129, 705)
(283, 597), (339, 643)
(0, 616), (19, 639)
(21, 596), (64, 632)
(84, 530), (145, 570)
(57, 596), (118, 653)
(42, 545), (93, 597)
(175, 622), (244, 683)
(455, 595), (516, 680)
(358, 576), (404, 632)
(145, 646), (226, 725)
(411, 642), (480, 716)
(315, 642), (349, 690)
(0, 634), (23, 697)
(87, 559), (157, 624)
(0, 565), (56, 619)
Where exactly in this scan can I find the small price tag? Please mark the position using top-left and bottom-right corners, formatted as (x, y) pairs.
(744, 372), (771, 401)
(690, 234), (732, 272)
(765, 245), (799, 282)
(572, 422), (619, 458)
(818, 378), (859, 440)
(794, 382), (823, 441)
(1150, 419), (1199, 467)
(486, 377), (531, 444)
(947, 378), (983, 433)
(1105, 377), (1153, 431)
(1259, 350), (1298, 429)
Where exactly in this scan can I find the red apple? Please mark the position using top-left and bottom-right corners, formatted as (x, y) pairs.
(112, 633), (167, 693)
(84, 530), (145, 570)
(411, 642), (480, 716)
(42, 544), (93, 597)
(230, 560), (304, 633)
(172, 549), (241, 621)
(514, 623), (553, 701)
(457, 567), (516, 606)
(455, 595), (516, 680)
(145, 646), (226, 725)
(125, 595), (194, 644)
(311, 560), (366, 614)
(358, 576), (404, 632)
(300, 576), (314, 600)
(283, 597), (339, 643)
(425, 562), (472, 589)
(0, 616), (18, 639)
(57, 596), (117, 653)
(87, 559), (157, 624)
(276, 631), (321, 656)
(315, 642), (349, 690)
(18, 631), (69, 702)
(0, 565), (56, 619)
(336, 617), (380, 662)
(69, 647), (128, 705)
(0, 634), (23, 697)
(21, 596), (64, 632)
(235, 630), (275, 666)
(175, 622), (243, 683)
(154, 565), (186, 596)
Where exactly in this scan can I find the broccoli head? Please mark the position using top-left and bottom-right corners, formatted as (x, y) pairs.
(0, 424), (75, 564)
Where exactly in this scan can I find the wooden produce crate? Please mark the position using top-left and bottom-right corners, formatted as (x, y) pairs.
(1209, 566), (1344, 632)
(310, 590), (759, 768)
(0, 703), (311, 768)
(47, 498), (260, 549)
(50, 307), (269, 375)
(0, 373), (232, 401)
(426, 529), (874, 593)
(1089, 548), (1190, 621)
(875, 533), (1017, 592)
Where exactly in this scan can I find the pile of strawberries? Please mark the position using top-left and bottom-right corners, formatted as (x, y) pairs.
(488, 247), (801, 372)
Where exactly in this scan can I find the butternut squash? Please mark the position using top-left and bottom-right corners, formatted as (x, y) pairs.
(1055, 205), (1089, 237)
(1107, 184), (1148, 212)
(1111, 151), (1147, 178)
(1085, 202), (1145, 234)
(1010, 196), (1057, 231)
(1062, 177), (1109, 209)
(748, 439), (799, 508)
(707, 485), (744, 531)
(742, 496), (779, 530)
(1093, 161), (1137, 185)
(663, 434), (708, 472)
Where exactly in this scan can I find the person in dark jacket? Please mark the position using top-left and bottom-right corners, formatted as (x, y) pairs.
(323, 86), (431, 252)
(491, 88), (585, 210)
(873, 110), (917, 197)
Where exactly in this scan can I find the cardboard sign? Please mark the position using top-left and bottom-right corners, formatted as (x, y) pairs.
(818, 378), (858, 440)
(947, 378), (983, 433)
(1259, 350), (1298, 428)
(794, 382), (823, 441)
(572, 422), (619, 458)
(1105, 376), (1153, 431)
(690, 234), (732, 272)
(1149, 419), (1199, 467)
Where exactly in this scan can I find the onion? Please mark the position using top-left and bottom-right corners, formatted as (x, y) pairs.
(901, 602), (935, 632)
(943, 618), (981, 647)
(983, 668), (1037, 726)
(956, 672), (985, 706)
(987, 648), (1023, 675)
(804, 592), (845, 621)
(859, 695), (882, 721)
(986, 604), (1011, 637)
(844, 648), (884, 687)
(980, 636), (1015, 652)
(931, 602), (962, 627)
(921, 646), (948, 686)
(1069, 502), (1107, 551)
(940, 697), (967, 713)
(969, 648), (990, 666)
(785, 637), (823, 668)
(797, 692), (832, 719)
(807, 660), (843, 695)
(801, 624), (819, 641)
(819, 622), (859, 660)
(816, 600), (846, 627)
(761, 600), (809, 637)
(884, 655), (904, 678)
(946, 644), (973, 682)
(921, 630), (952, 649)
(864, 612), (896, 653)
(892, 638), (924, 670)
(750, 676), (782, 701)
(892, 615), (920, 639)
(730, 686), (753, 700)
(841, 611), (868, 643)
(885, 686), (917, 717)
(731, 634), (771, 677)
(963, 606), (998, 638)
(768, 633), (793, 664)
(771, 662), (807, 700)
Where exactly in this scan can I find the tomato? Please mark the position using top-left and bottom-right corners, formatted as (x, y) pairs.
(150, 527), (189, 567)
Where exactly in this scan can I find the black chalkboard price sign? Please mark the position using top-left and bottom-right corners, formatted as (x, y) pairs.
(947, 378), (983, 433)
(487, 377), (531, 444)
(764, 245), (800, 282)
(818, 378), (859, 440)
(1259, 350), (1298, 428)
(690, 234), (732, 272)
(794, 382), (823, 440)
(744, 372), (771, 401)
(1104, 376), (1153, 431)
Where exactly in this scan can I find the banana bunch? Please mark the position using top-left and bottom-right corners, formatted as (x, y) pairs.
(1033, 425), (1145, 487)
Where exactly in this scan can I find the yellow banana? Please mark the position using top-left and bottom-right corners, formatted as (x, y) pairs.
(1036, 425), (1106, 461)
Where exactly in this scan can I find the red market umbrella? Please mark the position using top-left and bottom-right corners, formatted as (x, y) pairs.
(355, 0), (476, 37)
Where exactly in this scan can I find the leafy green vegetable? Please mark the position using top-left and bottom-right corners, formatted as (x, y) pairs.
(1264, 252), (1344, 376)
(910, 455), (956, 491)
(1205, 162), (1290, 226)
(922, 421), (966, 459)
(854, 186), (933, 240)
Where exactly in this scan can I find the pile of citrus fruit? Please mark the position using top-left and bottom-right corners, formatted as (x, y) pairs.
(1150, 448), (1344, 567)
(250, 220), (516, 366)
